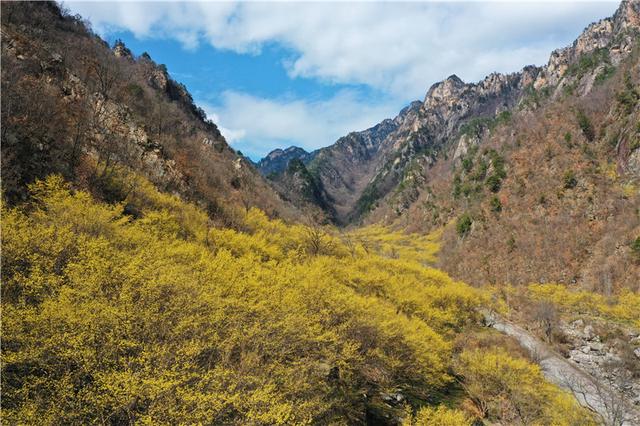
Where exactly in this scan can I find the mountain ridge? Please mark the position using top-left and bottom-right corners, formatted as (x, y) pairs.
(267, 0), (639, 228)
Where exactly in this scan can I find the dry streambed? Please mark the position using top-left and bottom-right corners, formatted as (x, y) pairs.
(482, 311), (640, 426)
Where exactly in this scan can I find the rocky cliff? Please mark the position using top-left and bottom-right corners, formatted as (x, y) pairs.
(256, 146), (315, 176)
(1, 1), (301, 223)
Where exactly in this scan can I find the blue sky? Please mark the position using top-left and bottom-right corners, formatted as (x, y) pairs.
(66, 1), (619, 160)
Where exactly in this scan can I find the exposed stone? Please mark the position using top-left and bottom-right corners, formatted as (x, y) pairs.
(113, 40), (133, 60)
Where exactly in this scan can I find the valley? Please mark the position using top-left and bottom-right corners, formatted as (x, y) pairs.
(1, 1), (639, 425)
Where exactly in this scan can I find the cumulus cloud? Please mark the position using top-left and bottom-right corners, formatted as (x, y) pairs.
(65, 1), (619, 157)
(199, 90), (398, 160)
(67, 1), (618, 97)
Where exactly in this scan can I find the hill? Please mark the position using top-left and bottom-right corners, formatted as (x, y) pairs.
(1, 1), (300, 225)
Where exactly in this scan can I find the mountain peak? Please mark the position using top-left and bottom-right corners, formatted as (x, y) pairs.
(257, 146), (313, 176)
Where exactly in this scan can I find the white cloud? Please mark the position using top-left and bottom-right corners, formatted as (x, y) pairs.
(65, 1), (620, 157)
(67, 1), (619, 97)
(199, 90), (399, 160)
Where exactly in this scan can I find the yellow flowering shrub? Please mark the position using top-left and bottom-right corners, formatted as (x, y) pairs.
(1, 175), (594, 424)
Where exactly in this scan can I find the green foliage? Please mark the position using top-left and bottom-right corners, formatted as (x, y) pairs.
(486, 174), (502, 193)
(459, 111), (513, 139)
(486, 149), (506, 189)
(460, 117), (493, 138)
(617, 73), (640, 114)
(566, 48), (610, 80)
(461, 156), (473, 173)
(456, 213), (473, 238)
(355, 182), (380, 216)
(286, 159), (324, 202)
(126, 83), (144, 100)
(576, 110), (595, 142)
(563, 132), (572, 145)
(452, 174), (462, 199)
(632, 236), (640, 261)
(490, 196), (502, 213)
(521, 84), (552, 108)
(595, 64), (616, 84)
(563, 170), (578, 189)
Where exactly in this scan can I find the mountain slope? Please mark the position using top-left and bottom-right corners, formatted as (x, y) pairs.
(255, 146), (315, 176)
(1, 1), (300, 224)
(379, 0), (640, 290)
(271, 0), (640, 290)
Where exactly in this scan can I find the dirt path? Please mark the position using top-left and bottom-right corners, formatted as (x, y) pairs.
(482, 311), (640, 426)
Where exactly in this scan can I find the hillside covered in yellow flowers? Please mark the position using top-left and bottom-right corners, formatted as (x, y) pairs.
(3, 173), (597, 425)
(2, 1), (640, 425)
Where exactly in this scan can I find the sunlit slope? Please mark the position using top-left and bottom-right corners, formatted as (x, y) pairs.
(2, 174), (592, 425)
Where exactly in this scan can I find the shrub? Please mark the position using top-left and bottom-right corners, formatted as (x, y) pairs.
(406, 406), (471, 426)
(563, 132), (572, 146)
(563, 170), (577, 189)
(3, 174), (488, 424)
(538, 194), (547, 205)
(126, 83), (144, 100)
(617, 73), (640, 114)
(455, 349), (595, 425)
(490, 196), (502, 213)
(594, 64), (616, 84)
(462, 156), (473, 173)
(632, 236), (640, 261)
(456, 213), (473, 237)
(576, 110), (595, 142)
(486, 174), (502, 193)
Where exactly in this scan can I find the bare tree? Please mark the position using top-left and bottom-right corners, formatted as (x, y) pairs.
(560, 361), (638, 426)
(533, 301), (558, 343)
(305, 226), (334, 256)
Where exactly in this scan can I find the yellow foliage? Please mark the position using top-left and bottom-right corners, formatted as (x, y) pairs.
(348, 225), (441, 265)
(527, 283), (640, 328)
(2, 175), (594, 424)
(455, 349), (595, 426)
(2, 175), (482, 424)
(405, 405), (471, 426)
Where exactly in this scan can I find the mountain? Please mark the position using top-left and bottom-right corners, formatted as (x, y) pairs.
(274, 0), (640, 289)
(256, 145), (315, 176)
(1, 1), (300, 224)
(3, 2), (640, 425)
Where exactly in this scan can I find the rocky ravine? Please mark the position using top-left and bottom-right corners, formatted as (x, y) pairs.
(484, 311), (640, 426)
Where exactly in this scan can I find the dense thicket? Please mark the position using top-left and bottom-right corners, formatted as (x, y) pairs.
(1, 174), (593, 424)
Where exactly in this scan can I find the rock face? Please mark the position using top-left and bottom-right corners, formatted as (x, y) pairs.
(1, 1), (301, 222)
(562, 319), (640, 409)
(300, 66), (532, 224)
(274, 0), (639, 226)
(486, 312), (640, 425)
(256, 146), (315, 176)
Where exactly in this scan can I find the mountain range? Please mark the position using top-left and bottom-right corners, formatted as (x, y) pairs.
(258, 0), (640, 288)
